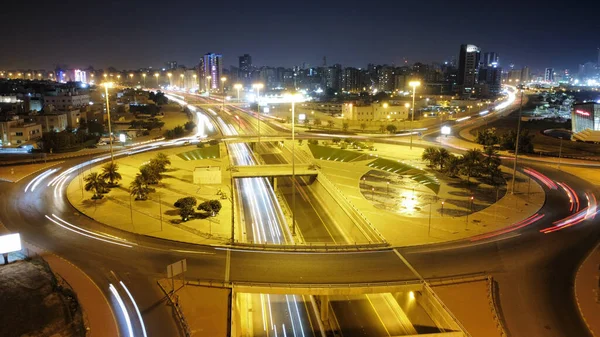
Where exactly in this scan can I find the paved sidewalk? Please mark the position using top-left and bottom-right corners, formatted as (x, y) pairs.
(575, 244), (600, 337)
(26, 243), (119, 337)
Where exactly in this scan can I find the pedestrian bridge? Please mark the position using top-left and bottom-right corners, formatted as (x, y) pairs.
(231, 163), (318, 178)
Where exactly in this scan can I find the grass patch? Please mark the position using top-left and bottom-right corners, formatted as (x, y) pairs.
(308, 144), (369, 162)
(177, 145), (220, 161)
(368, 158), (440, 194)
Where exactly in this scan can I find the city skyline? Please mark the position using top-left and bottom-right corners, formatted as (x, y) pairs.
(2, 0), (600, 71)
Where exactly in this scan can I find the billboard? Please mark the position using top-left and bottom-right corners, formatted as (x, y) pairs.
(0, 233), (21, 255)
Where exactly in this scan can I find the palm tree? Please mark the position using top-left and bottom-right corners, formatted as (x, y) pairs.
(139, 164), (161, 184)
(379, 124), (386, 133)
(130, 176), (150, 200)
(360, 123), (367, 131)
(421, 147), (439, 168)
(314, 118), (322, 126)
(342, 122), (349, 132)
(460, 149), (484, 184)
(445, 155), (461, 177)
(483, 146), (502, 183)
(84, 172), (107, 199)
(100, 162), (122, 187)
(327, 120), (335, 129)
(150, 153), (171, 173)
(437, 148), (451, 171)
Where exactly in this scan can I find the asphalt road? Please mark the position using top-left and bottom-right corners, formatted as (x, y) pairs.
(1, 91), (598, 336)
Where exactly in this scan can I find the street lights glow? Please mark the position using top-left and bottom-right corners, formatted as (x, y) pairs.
(102, 82), (115, 164)
(408, 81), (421, 150)
(284, 92), (303, 237)
(234, 83), (242, 102)
(252, 83), (264, 142)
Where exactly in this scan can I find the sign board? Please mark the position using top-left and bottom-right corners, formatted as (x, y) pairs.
(167, 259), (187, 278)
(441, 126), (451, 135)
(298, 113), (306, 121)
(0, 233), (21, 255)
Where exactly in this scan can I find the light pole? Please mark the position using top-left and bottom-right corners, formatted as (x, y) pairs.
(511, 89), (524, 194)
(154, 73), (159, 87)
(142, 73), (146, 87)
(558, 137), (563, 170)
(103, 82), (115, 164)
(252, 83), (264, 142)
(193, 74), (197, 91)
(287, 92), (301, 236)
(167, 72), (172, 87)
(234, 83), (242, 102)
(206, 75), (212, 96)
(180, 74), (185, 89)
(409, 81), (421, 150)
(129, 73), (134, 85)
(220, 77), (227, 111)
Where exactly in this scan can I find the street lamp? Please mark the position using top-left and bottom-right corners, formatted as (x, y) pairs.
(193, 74), (197, 90)
(285, 93), (303, 235)
(154, 73), (159, 87)
(206, 75), (212, 95)
(142, 73), (146, 87)
(167, 73), (172, 86)
(252, 83), (264, 142)
(180, 74), (185, 89)
(409, 80), (421, 150)
(102, 82), (115, 164)
(129, 73), (134, 84)
(220, 77), (227, 111)
(234, 83), (242, 102)
(511, 89), (524, 194)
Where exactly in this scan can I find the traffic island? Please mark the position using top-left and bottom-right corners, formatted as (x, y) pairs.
(66, 145), (233, 245)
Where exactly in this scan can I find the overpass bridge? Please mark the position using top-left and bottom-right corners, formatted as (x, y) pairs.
(230, 163), (318, 178)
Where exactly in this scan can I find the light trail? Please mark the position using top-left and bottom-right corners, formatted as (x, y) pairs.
(109, 284), (134, 337)
(120, 281), (148, 337)
(540, 192), (598, 234)
(25, 168), (59, 192)
(523, 168), (557, 190)
(45, 215), (134, 248)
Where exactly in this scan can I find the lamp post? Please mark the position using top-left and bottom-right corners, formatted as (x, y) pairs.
(511, 89), (524, 194)
(409, 81), (421, 150)
(193, 74), (197, 91)
(154, 73), (159, 87)
(167, 73), (172, 87)
(103, 82), (115, 164)
(288, 92), (301, 236)
(558, 137), (563, 170)
(220, 77), (227, 111)
(234, 83), (242, 102)
(252, 83), (264, 142)
(129, 73), (134, 84)
(142, 73), (146, 87)
(180, 74), (185, 89)
(206, 75), (212, 96)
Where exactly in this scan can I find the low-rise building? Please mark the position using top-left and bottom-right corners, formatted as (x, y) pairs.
(43, 93), (90, 110)
(342, 102), (410, 121)
(33, 112), (69, 132)
(572, 102), (600, 142)
(0, 117), (42, 146)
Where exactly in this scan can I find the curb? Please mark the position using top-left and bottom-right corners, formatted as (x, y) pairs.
(574, 242), (600, 337)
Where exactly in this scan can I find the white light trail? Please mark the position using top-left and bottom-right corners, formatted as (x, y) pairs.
(26, 168), (58, 192)
(119, 281), (148, 337)
(109, 284), (134, 337)
(45, 215), (133, 248)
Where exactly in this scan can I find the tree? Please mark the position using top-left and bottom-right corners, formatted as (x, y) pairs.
(437, 148), (451, 171)
(360, 123), (367, 131)
(499, 129), (534, 153)
(87, 121), (104, 135)
(174, 197), (197, 221)
(150, 153), (171, 173)
(198, 200), (222, 216)
(130, 176), (150, 200)
(460, 149), (484, 183)
(327, 120), (335, 129)
(444, 154), (461, 177)
(314, 118), (322, 126)
(386, 124), (397, 134)
(475, 128), (499, 147)
(421, 147), (439, 168)
(84, 172), (107, 199)
(100, 162), (122, 186)
(482, 146), (502, 183)
(139, 164), (161, 184)
(379, 124), (386, 133)
(184, 121), (196, 132)
(342, 122), (349, 132)
(173, 125), (185, 137)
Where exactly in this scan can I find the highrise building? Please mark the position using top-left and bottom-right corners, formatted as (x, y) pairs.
(238, 54), (252, 84)
(325, 64), (342, 91)
(458, 44), (481, 94)
(166, 61), (178, 70)
(201, 53), (223, 91)
(342, 67), (361, 93)
(544, 68), (554, 82)
(521, 67), (530, 82)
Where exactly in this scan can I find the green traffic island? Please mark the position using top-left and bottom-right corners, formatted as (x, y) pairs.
(306, 141), (375, 162)
(0, 256), (86, 337)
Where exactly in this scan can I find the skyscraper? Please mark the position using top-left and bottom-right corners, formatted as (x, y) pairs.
(544, 68), (554, 82)
(481, 52), (499, 67)
(239, 54), (252, 84)
(202, 53), (223, 90)
(458, 44), (480, 94)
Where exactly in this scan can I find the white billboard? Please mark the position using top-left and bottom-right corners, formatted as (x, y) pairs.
(0, 233), (21, 255)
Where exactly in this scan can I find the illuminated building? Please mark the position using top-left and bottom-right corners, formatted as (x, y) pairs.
(544, 68), (554, 82)
(571, 102), (600, 142)
(200, 53), (222, 91)
(457, 44), (480, 95)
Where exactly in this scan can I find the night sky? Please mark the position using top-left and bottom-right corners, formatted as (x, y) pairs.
(1, 0), (599, 71)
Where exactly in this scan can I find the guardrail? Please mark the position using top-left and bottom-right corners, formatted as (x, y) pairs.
(230, 240), (389, 251)
(316, 172), (387, 244)
(422, 282), (472, 337)
(187, 278), (422, 290)
(487, 276), (510, 337)
(156, 281), (192, 337)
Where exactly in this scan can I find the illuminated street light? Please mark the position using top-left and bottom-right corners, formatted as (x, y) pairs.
(154, 73), (159, 86)
(142, 73), (146, 87)
(284, 92), (303, 236)
(206, 75), (212, 95)
(180, 73), (185, 88)
(409, 80), (421, 150)
(102, 82), (115, 164)
(167, 72), (172, 86)
(192, 74), (197, 90)
(234, 83), (242, 102)
(220, 77), (227, 111)
(252, 83), (264, 142)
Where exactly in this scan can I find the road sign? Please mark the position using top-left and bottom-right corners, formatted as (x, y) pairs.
(0, 233), (21, 255)
(167, 259), (187, 278)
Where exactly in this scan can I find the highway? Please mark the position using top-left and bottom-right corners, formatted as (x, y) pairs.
(0, 89), (598, 336)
